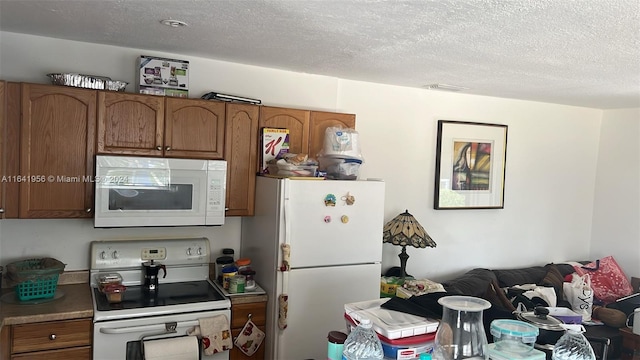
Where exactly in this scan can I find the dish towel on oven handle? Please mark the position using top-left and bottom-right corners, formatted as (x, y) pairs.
(187, 314), (233, 355)
(142, 335), (199, 360)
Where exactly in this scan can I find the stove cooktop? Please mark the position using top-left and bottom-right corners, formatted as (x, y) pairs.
(93, 280), (226, 312)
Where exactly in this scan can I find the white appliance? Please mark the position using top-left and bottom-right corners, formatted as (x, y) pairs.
(94, 155), (226, 227)
(90, 237), (231, 360)
(241, 176), (385, 360)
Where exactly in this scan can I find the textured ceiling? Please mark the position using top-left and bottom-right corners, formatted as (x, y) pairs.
(1, 0), (639, 109)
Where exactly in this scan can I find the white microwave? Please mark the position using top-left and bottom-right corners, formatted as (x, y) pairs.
(94, 156), (226, 227)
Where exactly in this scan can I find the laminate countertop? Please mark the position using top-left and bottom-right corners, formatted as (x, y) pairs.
(0, 283), (93, 331)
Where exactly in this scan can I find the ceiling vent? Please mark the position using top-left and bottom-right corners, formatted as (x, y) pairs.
(423, 84), (469, 92)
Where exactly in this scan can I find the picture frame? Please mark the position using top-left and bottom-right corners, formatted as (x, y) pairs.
(434, 120), (508, 209)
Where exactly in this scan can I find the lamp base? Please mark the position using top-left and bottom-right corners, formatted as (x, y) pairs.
(398, 245), (409, 284)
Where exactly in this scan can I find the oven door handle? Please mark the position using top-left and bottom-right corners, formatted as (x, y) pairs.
(99, 320), (199, 334)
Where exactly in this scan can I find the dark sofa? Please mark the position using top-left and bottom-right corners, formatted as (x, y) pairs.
(440, 263), (622, 360)
(383, 263), (623, 359)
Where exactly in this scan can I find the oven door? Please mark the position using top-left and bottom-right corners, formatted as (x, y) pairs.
(94, 309), (231, 360)
(94, 155), (209, 227)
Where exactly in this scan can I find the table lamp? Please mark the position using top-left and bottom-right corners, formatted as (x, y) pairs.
(382, 209), (436, 283)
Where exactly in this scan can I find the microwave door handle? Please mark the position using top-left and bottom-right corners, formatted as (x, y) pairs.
(99, 320), (199, 334)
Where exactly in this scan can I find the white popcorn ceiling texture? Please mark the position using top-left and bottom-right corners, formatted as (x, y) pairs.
(0, 0), (638, 109)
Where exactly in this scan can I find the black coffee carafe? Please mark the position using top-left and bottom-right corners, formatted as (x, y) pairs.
(142, 260), (166, 291)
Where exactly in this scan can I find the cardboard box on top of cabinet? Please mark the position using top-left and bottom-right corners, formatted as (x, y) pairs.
(137, 55), (189, 97)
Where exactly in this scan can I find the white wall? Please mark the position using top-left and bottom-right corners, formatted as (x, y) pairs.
(1, 32), (635, 281)
(591, 108), (640, 278)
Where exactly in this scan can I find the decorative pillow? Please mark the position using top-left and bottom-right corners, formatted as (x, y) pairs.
(574, 256), (633, 304)
(539, 264), (564, 301)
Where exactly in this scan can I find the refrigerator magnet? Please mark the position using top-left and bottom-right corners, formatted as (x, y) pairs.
(324, 194), (336, 206)
(324, 216), (332, 223)
(342, 193), (355, 205)
(341, 215), (349, 223)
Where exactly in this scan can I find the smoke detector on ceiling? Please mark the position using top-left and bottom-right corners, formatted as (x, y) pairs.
(160, 19), (188, 28)
(423, 84), (469, 92)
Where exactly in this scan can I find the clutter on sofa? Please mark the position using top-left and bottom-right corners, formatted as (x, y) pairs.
(380, 256), (635, 359)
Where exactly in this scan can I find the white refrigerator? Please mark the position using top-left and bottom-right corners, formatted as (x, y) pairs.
(241, 176), (385, 360)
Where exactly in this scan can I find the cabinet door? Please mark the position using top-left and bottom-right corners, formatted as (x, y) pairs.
(97, 91), (164, 156)
(164, 98), (225, 159)
(2, 82), (20, 218)
(309, 111), (356, 160)
(259, 106), (310, 155)
(20, 84), (96, 218)
(0, 81), (4, 218)
(225, 103), (259, 216)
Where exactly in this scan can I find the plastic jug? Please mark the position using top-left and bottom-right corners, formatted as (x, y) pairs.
(433, 296), (491, 360)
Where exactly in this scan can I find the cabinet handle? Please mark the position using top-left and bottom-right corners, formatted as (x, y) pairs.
(49, 334), (56, 340)
(165, 146), (171, 151)
(86, 208), (92, 213)
(156, 146), (162, 151)
(0, 208), (4, 214)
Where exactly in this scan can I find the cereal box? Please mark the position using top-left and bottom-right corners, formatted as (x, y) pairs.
(261, 128), (290, 172)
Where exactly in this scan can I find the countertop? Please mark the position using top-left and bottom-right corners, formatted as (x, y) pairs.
(0, 279), (93, 332)
(0, 274), (266, 331)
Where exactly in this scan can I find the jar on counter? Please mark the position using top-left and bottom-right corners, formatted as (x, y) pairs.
(240, 269), (256, 291)
(221, 263), (238, 290)
(216, 256), (234, 285)
(222, 248), (235, 259)
(228, 274), (246, 294)
(236, 258), (256, 291)
(235, 258), (251, 272)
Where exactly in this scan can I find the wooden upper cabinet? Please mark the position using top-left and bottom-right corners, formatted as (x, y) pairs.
(225, 103), (259, 216)
(98, 93), (225, 159)
(3, 82), (21, 219)
(97, 91), (164, 156)
(0, 81), (4, 218)
(20, 84), (96, 218)
(259, 106), (310, 155)
(309, 111), (356, 159)
(164, 98), (225, 159)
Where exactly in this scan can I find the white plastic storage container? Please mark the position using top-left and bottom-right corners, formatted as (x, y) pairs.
(487, 343), (545, 360)
(344, 298), (439, 340)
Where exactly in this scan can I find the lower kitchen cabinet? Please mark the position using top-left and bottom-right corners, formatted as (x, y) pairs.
(3, 318), (92, 360)
(230, 295), (267, 360)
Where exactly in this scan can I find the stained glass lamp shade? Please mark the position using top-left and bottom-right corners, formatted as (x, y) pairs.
(382, 210), (436, 283)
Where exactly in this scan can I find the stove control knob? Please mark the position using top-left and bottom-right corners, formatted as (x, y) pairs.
(111, 251), (119, 259)
(197, 247), (203, 255)
(100, 251), (107, 260)
(187, 247), (192, 256)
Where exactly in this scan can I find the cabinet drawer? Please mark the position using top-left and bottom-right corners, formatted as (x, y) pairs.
(11, 319), (92, 353)
(11, 345), (91, 360)
(231, 302), (266, 328)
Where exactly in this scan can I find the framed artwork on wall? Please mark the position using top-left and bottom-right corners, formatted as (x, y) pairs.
(434, 120), (508, 209)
